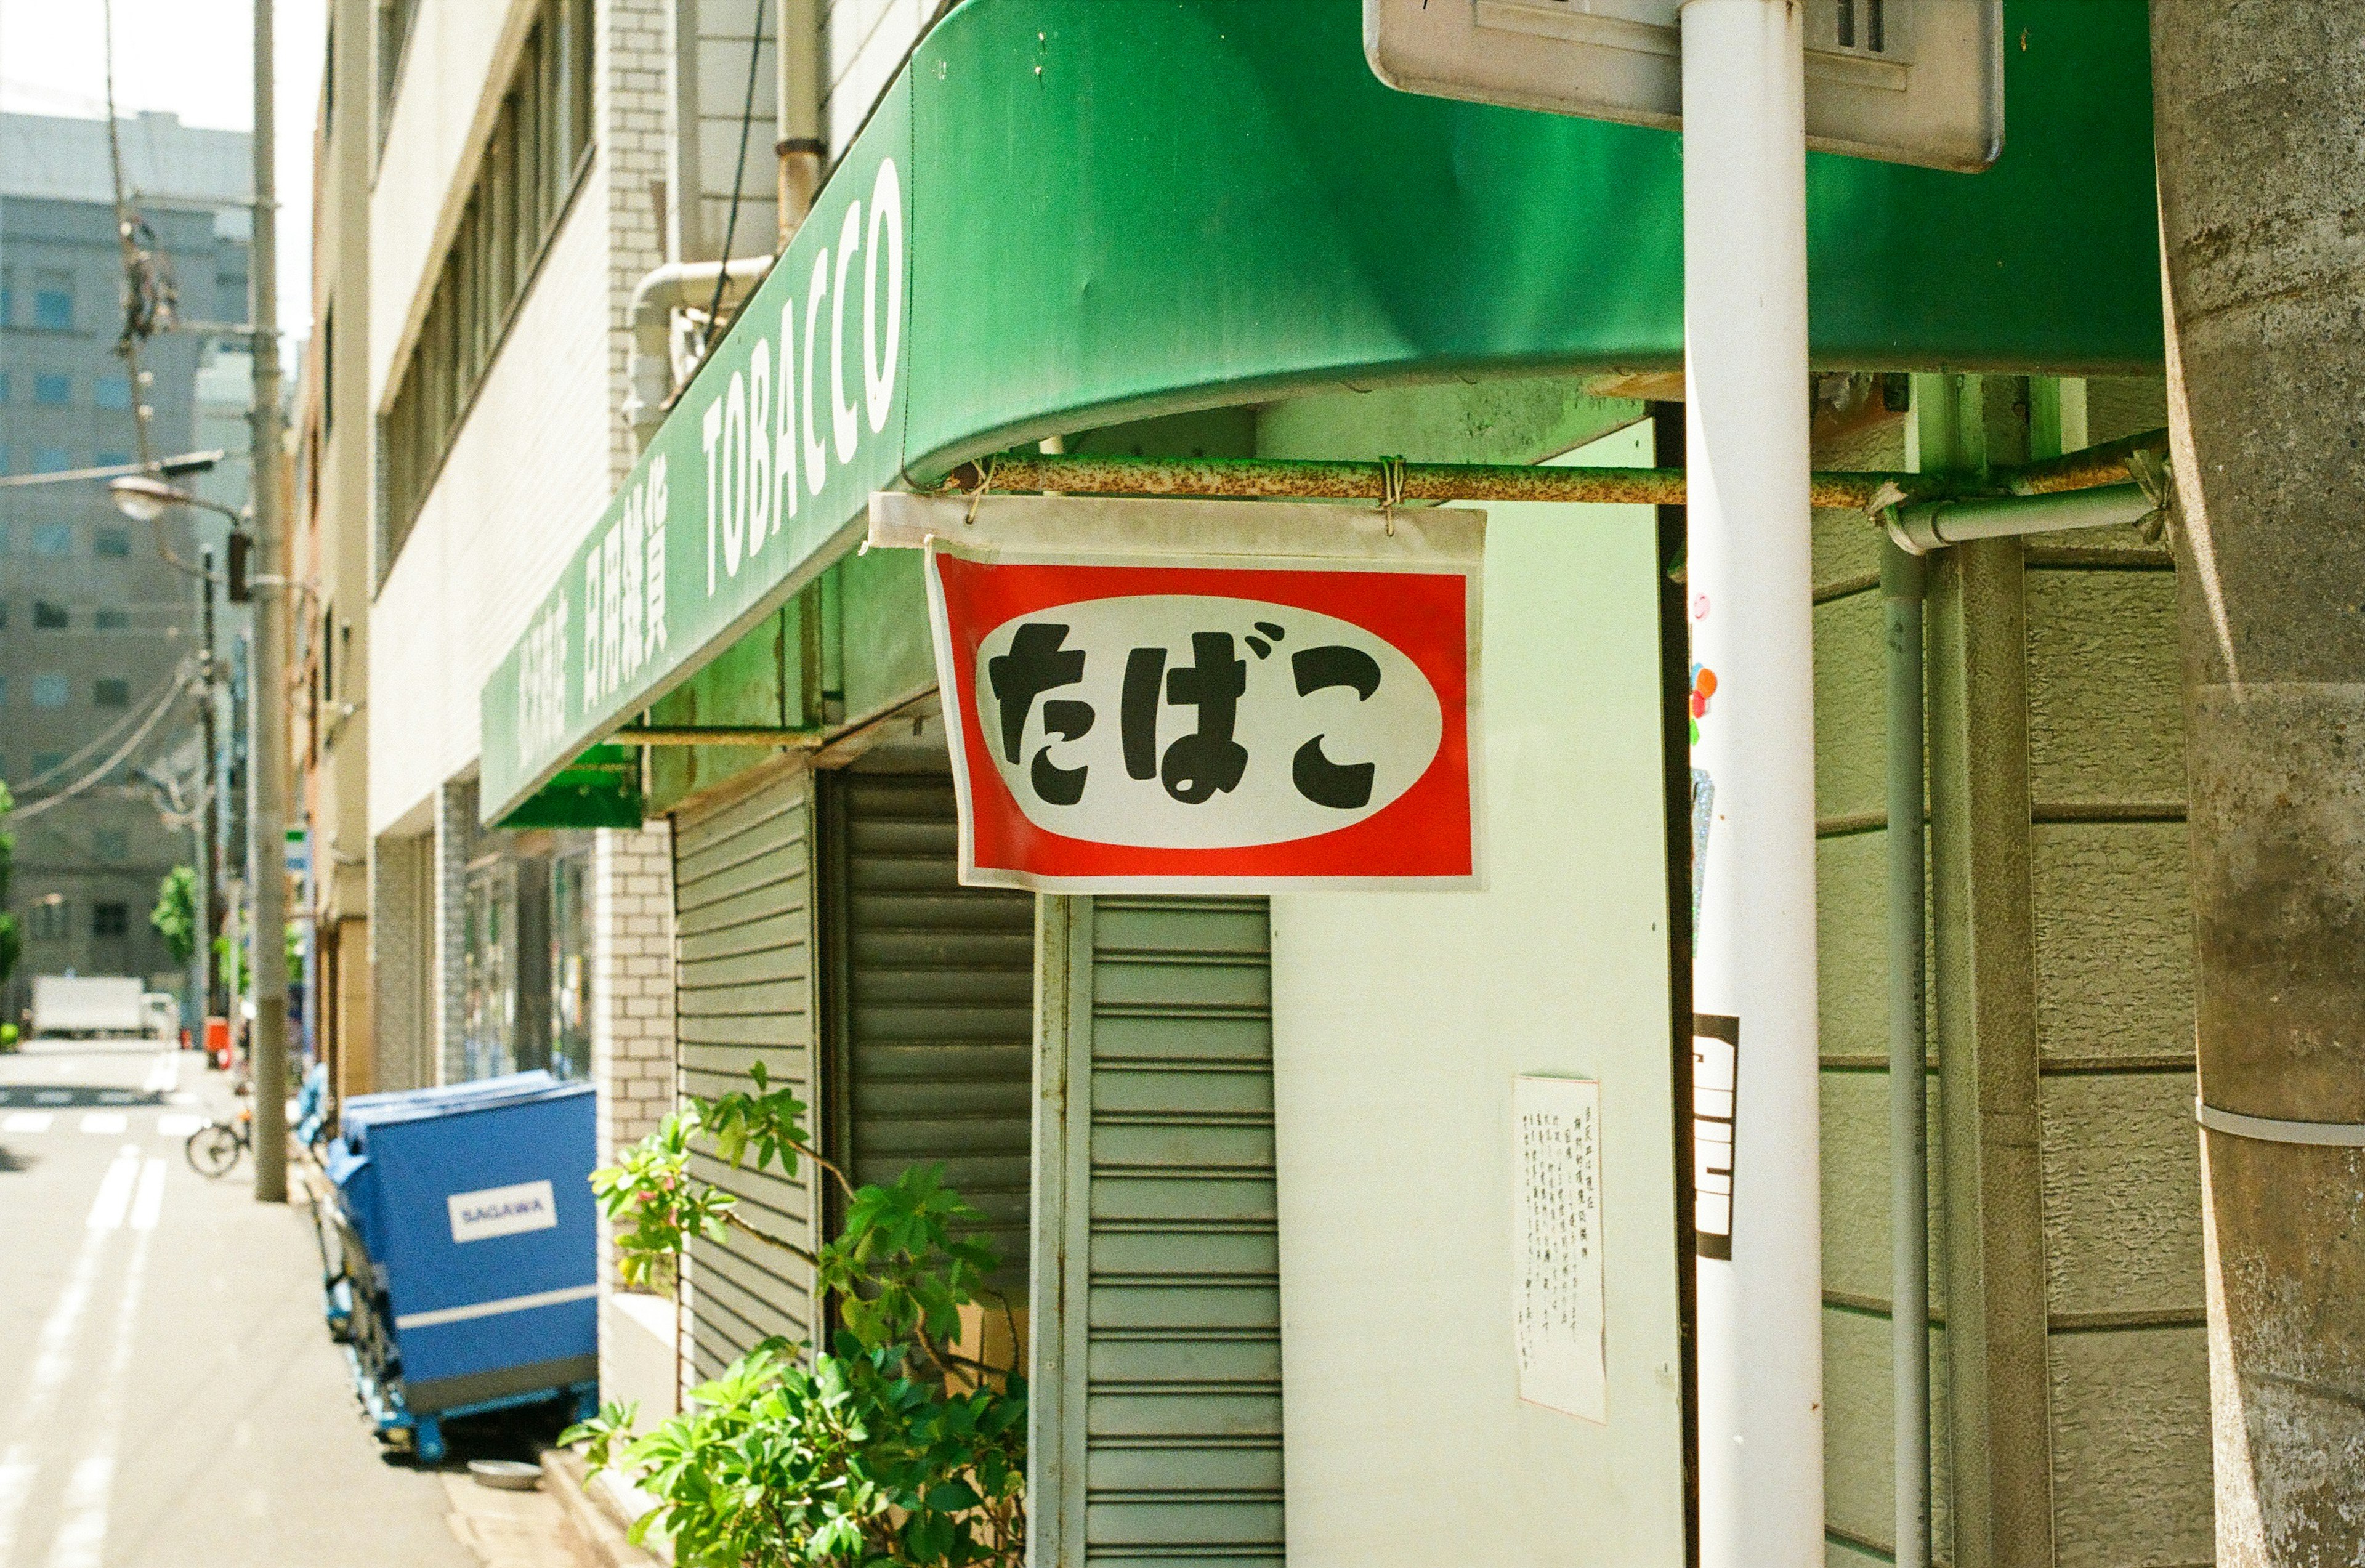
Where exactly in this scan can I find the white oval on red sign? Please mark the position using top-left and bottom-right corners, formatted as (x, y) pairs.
(972, 594), (1443, 850)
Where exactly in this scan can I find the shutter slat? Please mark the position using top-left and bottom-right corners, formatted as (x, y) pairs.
(673, 769), (819, 1371)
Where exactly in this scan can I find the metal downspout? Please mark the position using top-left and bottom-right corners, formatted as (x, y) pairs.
(1880, 464), (2155, 1568)
(1883, 540), (1930, 1568)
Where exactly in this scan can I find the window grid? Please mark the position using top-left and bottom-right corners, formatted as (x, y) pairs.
(381, 0), (593, 568)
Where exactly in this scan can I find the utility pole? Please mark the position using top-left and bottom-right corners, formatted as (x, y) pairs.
(248, 0), (289, 1203)
(196, 547), (219, 1027)
(2151, 9), (2365, 1561)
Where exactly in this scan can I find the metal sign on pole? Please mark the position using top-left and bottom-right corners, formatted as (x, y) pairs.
(1365, 0), (2002, 172)
(1362, 3), (2002, 1564)
(868, 492), (1484, 894)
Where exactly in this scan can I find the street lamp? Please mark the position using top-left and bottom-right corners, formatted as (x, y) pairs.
(108, 473), (242, 526)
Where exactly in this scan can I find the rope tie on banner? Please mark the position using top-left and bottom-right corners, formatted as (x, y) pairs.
(965, 454), (1000, 527)
(1378, 454), (1407, 535)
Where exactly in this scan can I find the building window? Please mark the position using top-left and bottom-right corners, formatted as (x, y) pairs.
(32, 600), (68, 629)
(33, 373), (69, 406)
(93, 829), (129, 861)
(95, 451), (131, 469)
(94, 373), (132, 410)
(91, 902), (129, 939)
(33, 271), (73, 331)
(93, 678), (131, 709)
(94, 607), (131, 631)
(30, 674), (65, 709)
(93, 526), (131, 557)
(30, 750), (64, 774)
(33, 448), (70, 475)
(0, 371), (11, 402)
(31, 523), (70, 555)
(30, 899), (67, 940)
(382, 0), (592, 564)
(0, 604), (9, 628)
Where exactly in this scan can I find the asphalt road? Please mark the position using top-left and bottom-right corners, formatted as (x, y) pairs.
(0, 1037), (480, 1568)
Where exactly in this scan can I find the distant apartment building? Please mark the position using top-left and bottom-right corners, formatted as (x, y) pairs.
(0, 111), (251, 1016)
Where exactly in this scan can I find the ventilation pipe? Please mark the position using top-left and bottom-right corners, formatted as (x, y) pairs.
(622, 256), (772, 446)
(777, 0), (823, 243)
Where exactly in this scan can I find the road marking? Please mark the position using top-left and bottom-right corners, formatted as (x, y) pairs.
(33, 1091), (68, 1105)
(85, 1150), (140, 1231)
(0, 1159), (125, 1559)
(77, 1115), (126, 1136)
(1, 1113), (52, 1133)
(139, 1054), (178, 1095)
(128, 1160), (166, 1232)
(156, 1114), (206, 1138)
(45, 1221), (153, 1568)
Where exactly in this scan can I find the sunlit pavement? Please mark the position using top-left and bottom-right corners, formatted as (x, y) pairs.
(0, 1037), (477, 1568)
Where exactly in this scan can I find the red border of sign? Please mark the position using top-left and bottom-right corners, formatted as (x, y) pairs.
(928, 552), (1476, 887)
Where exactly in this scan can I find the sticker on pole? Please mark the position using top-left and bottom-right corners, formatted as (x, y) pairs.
(869, 493), (1484, 892)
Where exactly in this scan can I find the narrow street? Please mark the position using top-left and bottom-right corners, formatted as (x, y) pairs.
(0, 1040), (572, 1568)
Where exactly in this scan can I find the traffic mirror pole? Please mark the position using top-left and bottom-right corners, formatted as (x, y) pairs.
(1679, 4), (1822, 1564)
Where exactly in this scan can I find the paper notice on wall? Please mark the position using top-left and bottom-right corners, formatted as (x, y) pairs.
(1514, 1075), (1606, 1423)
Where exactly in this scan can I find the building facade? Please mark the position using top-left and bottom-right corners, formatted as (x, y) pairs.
(351, 2), (2218, 1563)
(0, 111), (251, 1021)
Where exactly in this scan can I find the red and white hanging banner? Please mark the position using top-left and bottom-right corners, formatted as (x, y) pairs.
(868, 493), (1484, 892)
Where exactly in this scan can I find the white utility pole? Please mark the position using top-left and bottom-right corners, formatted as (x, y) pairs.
(248, 0), (290, 1203)
(1680, 3), (1822, 1564)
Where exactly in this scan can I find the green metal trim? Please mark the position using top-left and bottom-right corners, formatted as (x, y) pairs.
(482, 0), (2161, 826)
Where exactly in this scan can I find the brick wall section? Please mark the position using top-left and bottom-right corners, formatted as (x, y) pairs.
(368, 830), (431, 1092)
(605, 0), (673, 488)
(433, 779), (478, 1085)
(592, 823), (679, 1283)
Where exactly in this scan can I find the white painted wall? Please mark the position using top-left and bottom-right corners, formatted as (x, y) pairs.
(368, 0), (525, 403)
(367, 184), (612, 835)
(823, 0), (923, 157)
(1271, 422), (1689, 1566)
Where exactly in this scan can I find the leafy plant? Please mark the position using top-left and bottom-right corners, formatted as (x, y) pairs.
(152, 865), (197, 966)
(567, 1063), (1025, 1567)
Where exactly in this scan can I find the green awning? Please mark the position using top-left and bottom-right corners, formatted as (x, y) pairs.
(480, 0), (2159, 825)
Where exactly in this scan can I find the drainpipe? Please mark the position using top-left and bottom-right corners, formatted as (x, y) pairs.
(777, 0), (823, 245)
(622, 257), (770, 447)
(1879, 465), (2156, 1568)
(1883, 539), (1931, 1568)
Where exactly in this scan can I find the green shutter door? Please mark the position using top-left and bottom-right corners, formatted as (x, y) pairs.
(827, 768), (1037, 1295)
(1033, 895), (1285, 1568)
(672, 764), (823, 1376)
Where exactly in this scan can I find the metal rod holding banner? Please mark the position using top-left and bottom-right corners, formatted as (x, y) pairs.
(940, 437), (2165, 514)
(1680, 4), (1821, 1564)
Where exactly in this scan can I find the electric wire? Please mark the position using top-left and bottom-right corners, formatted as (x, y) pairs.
(8, 666), (191, 794)
(10, 665), (198, 823)
(700, 6), (770, 342)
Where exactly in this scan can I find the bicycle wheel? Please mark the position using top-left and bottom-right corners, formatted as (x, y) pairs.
(187, 1123), (243, 1178)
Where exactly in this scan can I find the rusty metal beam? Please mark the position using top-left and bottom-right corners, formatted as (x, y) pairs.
(611, 727), (824, 746)
(940, 429), (2168, 512)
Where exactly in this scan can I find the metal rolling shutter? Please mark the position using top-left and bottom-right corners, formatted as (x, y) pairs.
(671, 765), (822, 1378)
(1035, 895), (1285, 1568)
(829, 770), (1037, 1296)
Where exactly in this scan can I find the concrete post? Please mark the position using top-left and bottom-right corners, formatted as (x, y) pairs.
(2151, 10), (2365, 1561)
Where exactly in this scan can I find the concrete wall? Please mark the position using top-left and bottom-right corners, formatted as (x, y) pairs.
(1813, 374), (2204, 1568)
(1265, 421), (1689, 1567)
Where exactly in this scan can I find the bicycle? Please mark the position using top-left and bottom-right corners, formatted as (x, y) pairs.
(186, 1105), (251, 1177)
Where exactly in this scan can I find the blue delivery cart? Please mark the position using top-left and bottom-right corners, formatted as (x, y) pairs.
(325, 1072), (599, 1461)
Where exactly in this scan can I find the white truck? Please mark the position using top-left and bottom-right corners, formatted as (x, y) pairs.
(31, 976), (172, 1040)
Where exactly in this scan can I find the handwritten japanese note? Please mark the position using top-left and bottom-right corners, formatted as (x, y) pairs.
(1514, 1075), (1606, 1423)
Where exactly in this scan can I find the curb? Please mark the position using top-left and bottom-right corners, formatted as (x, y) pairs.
(538, 1449), (669, 1567)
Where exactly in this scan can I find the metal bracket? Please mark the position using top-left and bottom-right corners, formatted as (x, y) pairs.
(2197, 1097), (2365, 1147)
